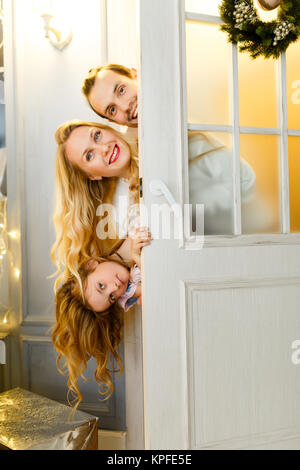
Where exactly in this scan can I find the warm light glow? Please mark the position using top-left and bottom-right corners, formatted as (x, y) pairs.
(185, 0), (222, 16)
(32, 0), (53, 14)
(186, 21), (231, 126)
(2, 317), (7, 324)
(14, 268), (20, 279)
(8, 231), (18, 239)
(254, 0), (279, 21)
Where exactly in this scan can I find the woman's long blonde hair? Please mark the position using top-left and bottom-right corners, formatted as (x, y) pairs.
(52, 255), (128, 412)
(51, 120), (139, 291)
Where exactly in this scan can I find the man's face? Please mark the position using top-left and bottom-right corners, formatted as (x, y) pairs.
(88, 69), (138, 127)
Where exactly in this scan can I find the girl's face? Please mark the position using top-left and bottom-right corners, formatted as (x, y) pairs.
(84, 260), (130, 312)
(65, 126), (131, 179)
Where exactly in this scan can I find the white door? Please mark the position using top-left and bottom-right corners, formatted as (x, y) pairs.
(138, 0), (300, 450)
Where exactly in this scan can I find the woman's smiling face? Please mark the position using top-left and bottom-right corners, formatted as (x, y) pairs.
(64, 125), (131, 179)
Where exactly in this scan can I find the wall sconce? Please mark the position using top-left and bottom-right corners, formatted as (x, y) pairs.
(40, 12), (73, 51)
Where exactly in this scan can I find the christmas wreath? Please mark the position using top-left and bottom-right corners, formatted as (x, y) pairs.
(219, 0), (300, 59)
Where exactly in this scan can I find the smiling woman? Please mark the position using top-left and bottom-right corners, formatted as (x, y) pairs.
(64, 125), (132, 180)
(51, 120), (139, 291)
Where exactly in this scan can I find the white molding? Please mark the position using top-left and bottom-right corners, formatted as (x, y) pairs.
(231, 44), (241, 235)
(20, 335), (52, 342)
(188, 124), (300, 136)
(100, 0), (108, 63)
(278, 53), (290, 234)
(192, 426), (300, 450)
(184, 279), (300, 449)
(178, 0), (189, 249)
(185, 12), (223, 24)
(184, 232), (300, 249)
(188, 123), (232, 133)
(179, 0), (190, 436)
(22, 315), (54, 325)
(180, 279), (191, 450)
(288, 130), (300, 136)
(240, 126), (280, 135)
(185, 275), (300, 291)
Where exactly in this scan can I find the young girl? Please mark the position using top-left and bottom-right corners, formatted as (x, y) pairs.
(52, 226), (152, 412)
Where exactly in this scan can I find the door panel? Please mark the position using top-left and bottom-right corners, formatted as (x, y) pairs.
(186, 279), (300, 448)
(139, 0), (300, 450)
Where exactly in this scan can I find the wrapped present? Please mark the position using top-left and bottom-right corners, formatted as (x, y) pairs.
(0, 387), (98, 450)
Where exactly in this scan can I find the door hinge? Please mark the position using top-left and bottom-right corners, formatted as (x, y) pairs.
(139, 177), (143, 198)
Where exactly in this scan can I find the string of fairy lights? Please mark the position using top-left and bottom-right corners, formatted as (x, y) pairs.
(0, 3), (16, 331)
(0, 197), (10, 328)
(0, 195), (20, 330)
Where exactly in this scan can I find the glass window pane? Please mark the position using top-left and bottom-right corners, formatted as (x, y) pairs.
(186, 21), (231, 126)
(188, 131), (234, 236)
(240, 134), (280, 234)
(185, 0), (222, 16)
(238, 54), (278, 129)
(289, 137), (300, 232)
(286, 41), (300, 130)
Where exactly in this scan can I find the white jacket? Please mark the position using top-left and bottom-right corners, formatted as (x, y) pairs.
(188, 132), (275, 235)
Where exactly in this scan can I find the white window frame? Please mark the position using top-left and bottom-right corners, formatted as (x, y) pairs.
(181, 5), (300, 249)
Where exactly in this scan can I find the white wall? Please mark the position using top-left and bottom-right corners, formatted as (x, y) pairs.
(107, 0), (138, 68)
(12, 0), (105, 318)
(3, 0), (143, 441)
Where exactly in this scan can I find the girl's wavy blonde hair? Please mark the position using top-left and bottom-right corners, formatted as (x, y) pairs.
(51, 120), (139, 291)
(52, 255), (129, 412)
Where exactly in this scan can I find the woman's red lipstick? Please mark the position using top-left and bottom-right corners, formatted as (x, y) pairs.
(109, 144), (120, 164)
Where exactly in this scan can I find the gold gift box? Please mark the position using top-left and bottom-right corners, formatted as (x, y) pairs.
(0, 387), (99, 450)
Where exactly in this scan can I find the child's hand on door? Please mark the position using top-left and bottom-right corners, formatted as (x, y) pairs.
(130, 226), (153, 269)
